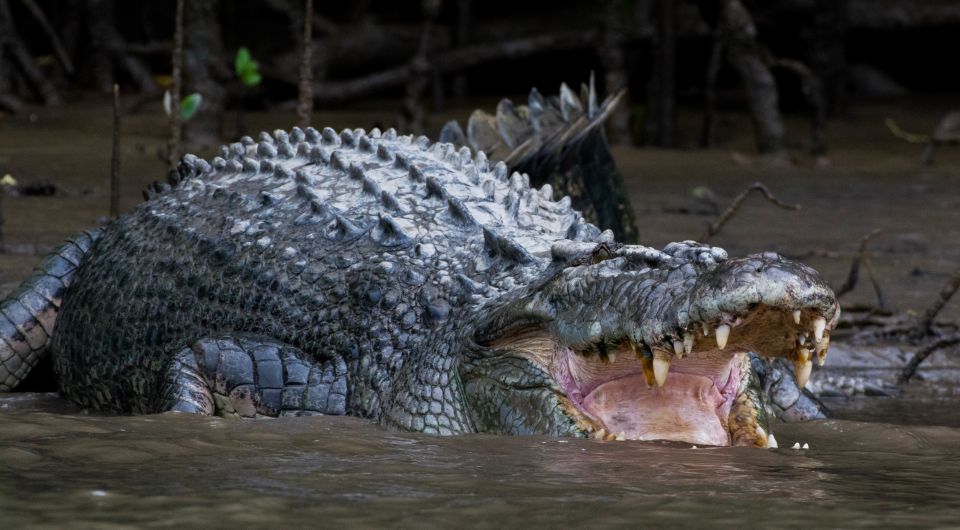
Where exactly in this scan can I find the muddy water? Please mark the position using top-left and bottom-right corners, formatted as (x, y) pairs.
(2, 394), (960, 528)
(2, 97), (960, 526)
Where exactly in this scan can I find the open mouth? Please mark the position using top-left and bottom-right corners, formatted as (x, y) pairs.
(501, 304), (834, 447)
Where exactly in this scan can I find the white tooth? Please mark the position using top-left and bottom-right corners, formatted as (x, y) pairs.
(673, 340), (684, 356)
(593, 429), (607, 440)
(767, 433), (779, 449)
(798, 334), (806, 346)
(607, 350), (617, 363)
(802, 443), (810, 450)
(616, 432), (626, 441)
(691, 445), (698, 449)
(791, 442), (801, 450)
(794, 359), (813, 389)
(813, 316), (826, 343)
(793, 310), (802, 325)
(702, 322), (709, 336)
(798, 347), (811, 363)
(716, 324), (730, 350)
(683, 332), (694, 354)
(653, 355), (671, 387)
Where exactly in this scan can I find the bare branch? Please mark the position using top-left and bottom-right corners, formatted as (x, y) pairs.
(699, 182), (801, 242)
(835, 229), (882, 297)
(17, 0), (73, 74)
(312, 30), (596, 104)
(898, 333), (960, 385)
(916, 268), (960, 333)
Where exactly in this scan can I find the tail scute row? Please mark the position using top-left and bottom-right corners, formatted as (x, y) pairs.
(0, 229), (100, 390)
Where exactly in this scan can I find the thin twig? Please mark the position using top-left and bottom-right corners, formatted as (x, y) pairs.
(296, 0), (313, 129)
(835, 229), (882, 297)
(110, 84), (121, 219)
(898, 333), (960, 384)
(167, 0), (184, 170)
(17, 0), (74, 74)
(699, 182), (801, 241)
(916, 267), (960, 333)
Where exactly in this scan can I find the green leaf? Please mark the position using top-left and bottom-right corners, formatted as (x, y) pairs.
(241, 71), (262, 87)
(235, 47), (251, 77)
(180, 92), (203, 121)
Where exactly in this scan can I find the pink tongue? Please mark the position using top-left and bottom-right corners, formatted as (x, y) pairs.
(582, 373), (731, 446)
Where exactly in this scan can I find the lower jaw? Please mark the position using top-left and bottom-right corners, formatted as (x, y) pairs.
(580, 372), (735, 446)
(562, 352), (762, 447)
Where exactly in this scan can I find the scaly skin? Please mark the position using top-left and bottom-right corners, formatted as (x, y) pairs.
(1, 125), (838, 445)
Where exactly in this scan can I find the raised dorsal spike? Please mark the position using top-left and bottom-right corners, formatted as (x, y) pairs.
(481, 179), (496, 200)
(493, 161), (508, 181)
(381, 190), (401, 210)
(294, 169), (309, 184)
(212, 157), (227, 171)
(296, 183), (316, 200)
(242, 135), (257, 146)
(502, 190), (521, 219)
(474, 151), (489, 172)
(259, 191), (279, 206)
(272, 165), (293, 180)
(229, 142), (245, 159)
(330, 151), (346, 171)
(304, 127), (320, 144)
(340, 129), (356, 147)
(225, 159), (243, 174)
(408, 165), (425, 182)
(376, 144), (392, 161)
(241, 157), (259, 173)
(296, 142), (310, 158)
(348, 163), (365, 180)
(273, 130), (290, 144)
(370, 127), (382, 138)
(328, 214), (364, 241)
(218, 145), (230, 159)
(439, 120), (466, 145)
(256, 132), (272, 144)
(455, 273), (485, 294)
(482, 227), (533, 264)
(259, 159), (276, 175)
(257, 141), (278, 158)
(358, 135), (374, 153)
(309, 200), (332, 218)
(372, 213), (412, 247)
(539, 184), (553, 201)
(290, 127), (305, 143)
(277, 141), (295, 159)
(559, 82), (583, 121)
(394, 152), (410, 170)
(309, 145), (329, 164)
(447, 197), (476, 226)
(361, 175), (381, 196)
(415, 135), (430, 150)
(322, 127), (339, 145)
(424, 176), (446, 199)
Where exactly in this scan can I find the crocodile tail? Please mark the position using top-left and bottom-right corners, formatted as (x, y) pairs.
(440, 74), (638, 242)
(0, 229), (100, 391)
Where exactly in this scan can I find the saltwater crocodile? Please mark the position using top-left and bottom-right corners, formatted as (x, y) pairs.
(0, 116), (838, 447)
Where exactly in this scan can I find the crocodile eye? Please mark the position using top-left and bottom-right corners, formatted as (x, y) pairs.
(591, 245), (615, 264)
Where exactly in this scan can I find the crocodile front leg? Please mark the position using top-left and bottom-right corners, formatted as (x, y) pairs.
(163, 335), (348, 417)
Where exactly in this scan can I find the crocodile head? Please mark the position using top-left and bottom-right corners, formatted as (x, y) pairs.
(464, 240), (839, 447)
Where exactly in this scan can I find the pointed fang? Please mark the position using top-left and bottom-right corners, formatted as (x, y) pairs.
(716, 324), (730, 350)
(793, 310), (802, 325)
(767, 433), (779, 449)
(794, 358), (813, 389)
(814, 316), (826, 343)
(653, 352), (671, 387)
(683, 332), (694, 355)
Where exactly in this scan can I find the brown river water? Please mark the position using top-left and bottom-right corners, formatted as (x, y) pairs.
(2, 97), (960, 526)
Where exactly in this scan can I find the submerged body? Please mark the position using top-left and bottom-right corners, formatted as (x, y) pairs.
(0, 125), (838, 447)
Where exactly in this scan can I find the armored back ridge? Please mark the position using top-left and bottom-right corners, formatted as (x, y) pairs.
(1, 120), (838, 446)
